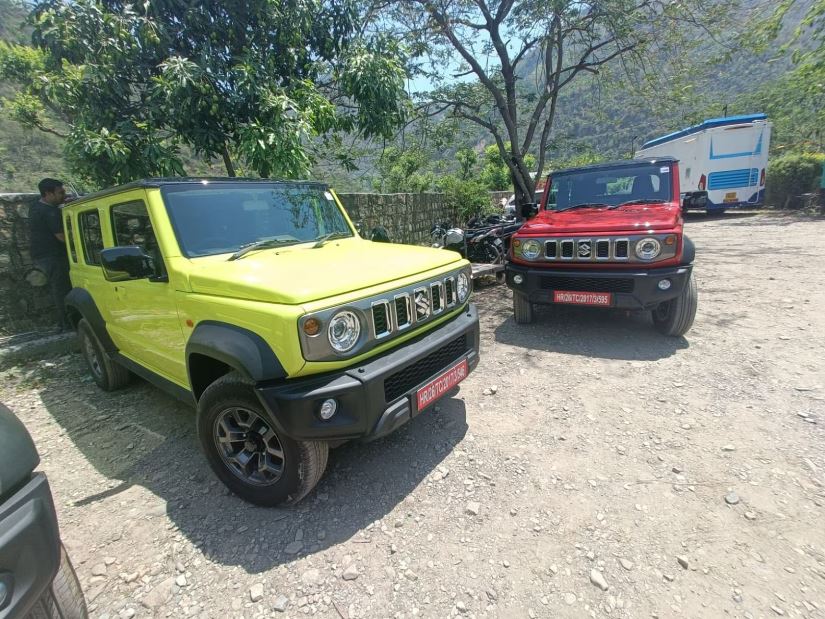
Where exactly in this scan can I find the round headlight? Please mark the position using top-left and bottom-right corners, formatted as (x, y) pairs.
(457, 271), (471, 303)
(521, 239), (541, 260)
(328, 310), (360, 352)
(635, 237), (662, 260)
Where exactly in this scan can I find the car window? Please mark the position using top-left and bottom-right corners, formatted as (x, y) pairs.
(548, 165), (672, 210)
(78, 210), (103, 266)
(65, 215), (77, 262)
(111, 200), (165, 278)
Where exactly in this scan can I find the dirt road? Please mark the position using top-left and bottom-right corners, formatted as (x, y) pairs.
(2, 212), (824, 619)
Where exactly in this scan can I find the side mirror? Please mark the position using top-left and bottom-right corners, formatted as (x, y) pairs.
(520, 203), (538, 219)
(370, 226), (391, 243)
(100, 246), (155, 282)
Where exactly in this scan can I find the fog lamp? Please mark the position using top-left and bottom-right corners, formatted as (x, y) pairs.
(319, 399), (338, 420)
(513, 274), (524, 285)
(658, 279), (672, 291)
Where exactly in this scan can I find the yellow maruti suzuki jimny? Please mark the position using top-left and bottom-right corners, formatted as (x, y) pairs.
(61, 179), (479, 506)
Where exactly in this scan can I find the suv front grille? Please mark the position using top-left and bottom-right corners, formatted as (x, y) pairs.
(384, 335), (468, 403)
(541, 275), (634, 293)
(543, 237), (631, 262)
(372, 301), (391, 338)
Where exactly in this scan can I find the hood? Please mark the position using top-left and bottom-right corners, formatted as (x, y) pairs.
(521, 203), (681, 235)
(186, 238), (462, 304)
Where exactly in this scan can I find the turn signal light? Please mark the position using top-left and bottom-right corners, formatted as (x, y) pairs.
(303, 318), (321, 336)
(665, 235), (676, 245)
(513, 239), (521, 248)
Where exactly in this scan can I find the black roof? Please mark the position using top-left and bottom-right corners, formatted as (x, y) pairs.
(64, 177), (327, 208)
(551, 157), (677, 176)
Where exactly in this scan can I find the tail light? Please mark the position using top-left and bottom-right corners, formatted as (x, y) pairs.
(698, 174), (706, 191)
(760, 168), (765, 187)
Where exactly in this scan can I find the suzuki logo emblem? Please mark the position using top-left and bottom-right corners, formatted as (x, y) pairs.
(578, 241), (591, 257)
(414, 289), (430, 319)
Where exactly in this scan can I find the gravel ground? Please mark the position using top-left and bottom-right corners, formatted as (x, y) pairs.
(2, 211), (824, 619)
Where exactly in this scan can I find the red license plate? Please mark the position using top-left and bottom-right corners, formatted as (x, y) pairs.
(553, 290), (612, 306)
(416, 358), (469, 411)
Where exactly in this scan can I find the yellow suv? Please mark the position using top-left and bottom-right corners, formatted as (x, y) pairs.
(61, 179), (479, 506)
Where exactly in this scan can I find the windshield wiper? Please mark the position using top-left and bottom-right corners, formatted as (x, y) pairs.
(227, 238), (300, 261)
(312, 231), (351, 248)
(559, 202), (610, 212)
(610, 199), (667, 209)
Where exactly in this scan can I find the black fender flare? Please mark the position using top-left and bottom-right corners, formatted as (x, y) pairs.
(64, 287), (117, 352)
(681, 235), (695, 266)
(185, 321), (287, 387)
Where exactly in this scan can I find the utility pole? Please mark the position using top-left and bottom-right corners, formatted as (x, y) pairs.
(630, 136), (638, 158)
(723, 104), (728, 118)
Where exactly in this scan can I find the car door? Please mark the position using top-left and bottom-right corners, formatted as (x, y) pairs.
(106, 195), (187, 386)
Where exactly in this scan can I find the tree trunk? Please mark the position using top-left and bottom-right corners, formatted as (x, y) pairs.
(222, 145), (236, 177)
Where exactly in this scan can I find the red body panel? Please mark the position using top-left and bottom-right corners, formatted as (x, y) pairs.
(511, 161), (685, 269)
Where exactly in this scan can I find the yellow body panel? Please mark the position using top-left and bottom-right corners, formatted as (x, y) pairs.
(64, 182), (469, 390)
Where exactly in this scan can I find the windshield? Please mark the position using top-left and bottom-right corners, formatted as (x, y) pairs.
(161, 183), (353, 257)
(546, 164), (673, 211)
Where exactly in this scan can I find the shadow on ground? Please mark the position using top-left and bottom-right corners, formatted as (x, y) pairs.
(474, 287), (690, 361)
(38, 358), (466, 574)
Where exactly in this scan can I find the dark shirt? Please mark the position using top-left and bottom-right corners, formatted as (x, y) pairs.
(29, 200), (66, 260)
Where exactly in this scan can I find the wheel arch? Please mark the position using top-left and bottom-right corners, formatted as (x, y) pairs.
(680, 235), (695, 265)
(186, 321), (287, 401)
(64, 287), (116, 352)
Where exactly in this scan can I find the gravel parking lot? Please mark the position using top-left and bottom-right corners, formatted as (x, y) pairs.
(2, 211), (824, 619)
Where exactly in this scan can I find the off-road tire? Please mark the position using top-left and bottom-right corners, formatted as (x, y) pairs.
(513, 292), (533, 324)
(652, 273), (698, 336)
(197, 372), (328, 507)
(27, 545), (88, 619)
(77, 318), (130, 391)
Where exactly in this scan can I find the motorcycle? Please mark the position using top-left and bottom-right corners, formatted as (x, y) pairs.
(431, 222), (508, 284)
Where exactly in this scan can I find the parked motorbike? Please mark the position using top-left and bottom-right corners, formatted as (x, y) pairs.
(430, 221), (506, 265)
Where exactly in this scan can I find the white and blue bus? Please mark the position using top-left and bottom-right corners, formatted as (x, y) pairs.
(636, 114), (772, 212)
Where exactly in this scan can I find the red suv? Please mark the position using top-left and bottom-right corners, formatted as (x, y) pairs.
(506, 157), (698, 336)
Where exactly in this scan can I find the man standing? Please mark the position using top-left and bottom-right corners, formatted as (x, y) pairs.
(29, 178), (71, 332)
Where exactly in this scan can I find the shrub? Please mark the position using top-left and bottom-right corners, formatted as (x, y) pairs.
(765, 152), (825, 208)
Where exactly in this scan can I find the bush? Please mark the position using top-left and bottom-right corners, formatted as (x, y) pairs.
(437, 175), (491, 222)
(765, 152), (825, 208)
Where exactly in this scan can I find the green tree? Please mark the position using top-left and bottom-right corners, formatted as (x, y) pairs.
(390, 0), (735, 206)
(0, 0), (409, 186)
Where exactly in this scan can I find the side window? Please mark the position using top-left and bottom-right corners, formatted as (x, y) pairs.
(79, 210), (104, 266)
(111, 200), (164, 277)
(65, 215), (77, 262)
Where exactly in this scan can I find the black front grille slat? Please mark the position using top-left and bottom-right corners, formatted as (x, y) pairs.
(431, 284), (442, 312)
(545, 241), (557, 258)
(372, 303), (389, 336)
(395, 296), (410, 327)
(541, 276), (634, 293)
(445, 279), (455, 305)
(596, 240), (610, 258)
(384, 335), (468, 403)
(614, 240), (629, 259)
(561, 241), (574, 258)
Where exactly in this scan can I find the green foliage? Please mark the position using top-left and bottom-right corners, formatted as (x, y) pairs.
(766, 152), (825, 207)
(371, 146), (436, 193)
(0, 0), (409, 187)
(436, 175), (491, 222)
(455, 148), (477, 180)
(479, 144), (535, 191)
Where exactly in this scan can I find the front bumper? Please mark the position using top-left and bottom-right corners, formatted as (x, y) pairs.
(505, 263), (692, 310)
(255, 303), (480, 442)
(0, 473), (61, 618)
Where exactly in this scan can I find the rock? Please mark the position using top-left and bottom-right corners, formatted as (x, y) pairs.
(663, 573), (675, 582)
(141, 577), (175, 610)
(721, 445), (736, 452)
(770, 606), (785, 616)
(677, 556), (689, 569)
(619, 558), (634, 571)
(589, 569), (609, 591)
(490, 385), (498, 394)
(91, 563), (107, 577)
(175, 574), (187, 587)
(724, 492), (740, 505)
(744, 511), (757, 521)
(456, 601), (468, 613)
(342, 564), (359, 581)
(485, 589), (498, 601)
(564, 593), (577, 605)
(249, 583), (264, 602)
(284, 541), (303, 554)
(466, 501), (481, 516)
(273, 594), (289, 612)
(120, 609), (135, 619)
(104, 557), (116, 566)
(175, 561), (185, 573)
(302, 568), (322, 586)
(672, 466), (683, 474)
(123, 572), (139, 583)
